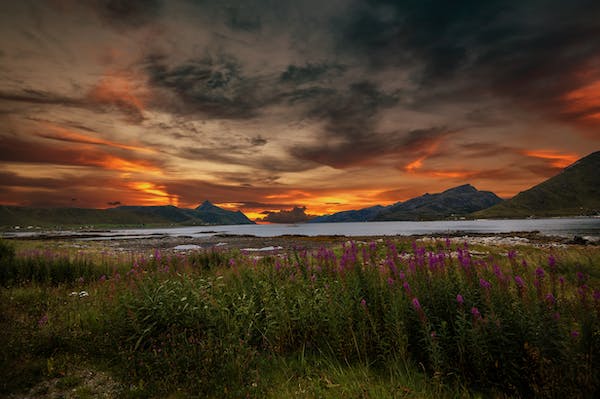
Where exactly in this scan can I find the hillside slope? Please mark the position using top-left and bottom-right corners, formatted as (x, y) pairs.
(474, 151), (600, 218)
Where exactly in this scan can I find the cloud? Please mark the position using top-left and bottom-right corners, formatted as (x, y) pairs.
(0, 135), (163, 174)
(90, 0), (163, 29)
(258, 206), (314, 223)
(144, 53), (268, 119)
(279, 63), (346, 85)
(292, 126), (451, 169)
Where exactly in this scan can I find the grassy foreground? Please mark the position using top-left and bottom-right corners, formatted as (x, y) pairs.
(1, 238), (599, 398)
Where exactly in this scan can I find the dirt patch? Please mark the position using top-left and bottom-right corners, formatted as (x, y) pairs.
(9, 367), (122, 399)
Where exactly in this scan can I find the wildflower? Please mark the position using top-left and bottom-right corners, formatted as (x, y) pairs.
(471, 307), (481, 319)
(79, 291), (89, 298)
(576, 271), (586, 284)
(559, 276), (565, 286)
(387, 277), (394, 287)
(535, 267), (545, 279)
(553, 312), (560, 320)
(456, 294), (464, 305)
(360, 298), (367, 309)
(77, 276), (85, 284)
(548, 255), (556, 270)
(508, 250), (517, 261)
(545, 293), (556, 305)
(514, 275), (525, 288)
(411, 297), (421, 311)
(479, 278), (491, 290)
(402, 281), (411, 293)
(99, 274), (107, 283)
(593, 290), (600, 302)
(310, 274), (316, 282)
(38, 314), (48, 327)
(430, 331), (436, 338)
(571, 330), (580, 338)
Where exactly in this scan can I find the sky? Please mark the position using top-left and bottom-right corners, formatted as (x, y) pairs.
(1, 0), (599, 221)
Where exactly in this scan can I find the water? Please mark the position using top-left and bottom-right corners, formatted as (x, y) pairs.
(4, 217), (600, 239)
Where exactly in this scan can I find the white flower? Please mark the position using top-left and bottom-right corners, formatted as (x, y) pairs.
(79, 291), (89, 298)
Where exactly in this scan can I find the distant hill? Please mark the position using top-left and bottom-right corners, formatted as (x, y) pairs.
(308, 205), (388, 223)
(0, 201), (254, 228)
(474, 151), (600, 218)
(375, 184), (502, 221)
(310, 184), (502, 223)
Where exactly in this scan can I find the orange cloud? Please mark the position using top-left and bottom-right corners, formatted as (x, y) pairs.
(129, 181), (179, 206)
(564, 79), (600, 123)
(39, 124), (155, 154)
(88, 71), (147, 121)
(523, 150), (579, 168)
(404, 157), (424, 172)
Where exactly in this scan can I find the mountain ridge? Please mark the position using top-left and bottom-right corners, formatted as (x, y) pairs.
(474, 151), (600, 218)
(0, 201), (254, 227)
(310, 184), (503, 223)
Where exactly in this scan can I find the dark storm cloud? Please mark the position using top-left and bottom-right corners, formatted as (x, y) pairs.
(292, 126), (450, 169)
(90, 0), (163, 28)
(0, 89), (80, 106)
(280, 63), (346, 85)
(338, 0), (600, 120)
(145, 53), (267, 119)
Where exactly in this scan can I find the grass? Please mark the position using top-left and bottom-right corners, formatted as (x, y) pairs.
(0, 238), (599, 398)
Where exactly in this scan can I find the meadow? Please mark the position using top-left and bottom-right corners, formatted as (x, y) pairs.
(0, 237), (599, 398)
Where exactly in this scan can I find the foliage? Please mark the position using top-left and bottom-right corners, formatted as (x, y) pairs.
(1, 238), (599, 397)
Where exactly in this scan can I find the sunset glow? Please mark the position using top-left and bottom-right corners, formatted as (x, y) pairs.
(0, 1), (598, 221)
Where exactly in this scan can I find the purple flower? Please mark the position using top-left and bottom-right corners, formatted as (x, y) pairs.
(593, 290), (600, 302)
(38, 314), (48, 327)
(471, 307), (481, 319)
(548, 255), (556, 269)
(514, 275), (525, 288)
(571, 330), (580, 338)
(535, 267), (545, 279)
(411, 297), (421, 311)
(577, 271), (586, 284)
(456, 294), (464, 305)
(559, 276), (565, 286)
(360, 298), (367, 309)
(479, 278), (491, 290)
(387, 277), (394, 287)
(508, 250), (517, 261)
(545, 293), (556, 305)
(402, 281), (411, 293)
(99, 274), (107, 283)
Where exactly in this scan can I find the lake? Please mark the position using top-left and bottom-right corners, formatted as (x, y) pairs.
(5, 217), (600, 239)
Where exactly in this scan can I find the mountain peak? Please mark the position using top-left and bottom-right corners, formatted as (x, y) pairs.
(444, 184), (477, 194)
(196, 200), (218, 211)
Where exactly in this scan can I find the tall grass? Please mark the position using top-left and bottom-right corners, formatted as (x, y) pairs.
(1, 238), (599, 397)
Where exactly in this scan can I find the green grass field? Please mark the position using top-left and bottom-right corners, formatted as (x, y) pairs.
(1, 238), (598, 398)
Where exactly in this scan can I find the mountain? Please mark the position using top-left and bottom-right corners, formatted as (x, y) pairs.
(0, 201), (254, 227)
(310, 184), (502, 223)
(375, 184), (503, 221)
(474, 151), (600, 218)
(194, 200), (254, 225)
(308, 205), (388, 223)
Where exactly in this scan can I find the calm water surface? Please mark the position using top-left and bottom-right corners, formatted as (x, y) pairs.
(7, 218), (598, 239)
